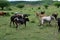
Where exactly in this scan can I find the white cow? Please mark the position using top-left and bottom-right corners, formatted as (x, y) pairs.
(40, 16), (55, 25)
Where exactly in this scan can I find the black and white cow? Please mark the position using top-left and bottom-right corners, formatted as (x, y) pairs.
(10, 13), (29, 29)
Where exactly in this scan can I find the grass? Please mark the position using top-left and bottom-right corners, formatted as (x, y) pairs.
(0, 5), (60, 40)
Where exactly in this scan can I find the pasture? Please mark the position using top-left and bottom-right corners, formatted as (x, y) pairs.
(0, 5), (60, 40)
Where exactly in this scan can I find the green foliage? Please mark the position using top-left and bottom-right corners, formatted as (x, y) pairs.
(53, 2), (60, 8)
(44, 4), (48, 9)
(5, 12), (10, 16)
(42, 0), (53, 5)
(31, 20), (35, 23)
(38, 7), (40, 9)
(11, 12), (14, 14)
(32, 8), (33, 10)
(3, 7), (12, 11)
(0, 1), (10, 10)
(0, 0), (7, 1)
(16, 3), (24, 8)
(7, 7), (12, 11)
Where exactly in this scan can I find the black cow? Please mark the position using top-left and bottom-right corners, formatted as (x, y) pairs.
(14, 17), (29, 29)
(10, 15), (17, 26)
(57, 18), (60, 32)
(10, 14), (29, 29)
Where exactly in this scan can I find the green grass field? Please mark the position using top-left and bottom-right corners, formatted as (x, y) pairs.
(0, 5), (60, 40)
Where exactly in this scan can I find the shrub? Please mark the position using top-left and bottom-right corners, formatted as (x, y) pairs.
(32, 8), (33, 10)
(31, 21), (35, 23)
(7, 8), (12, 10)
(38, 7), (40, 9)
(16, 4), (24, 8)
(11, 12), (14, 14)
(44, 4), (48, 9)
(53, 2), (60, 8)
(5, 12), (10, 16)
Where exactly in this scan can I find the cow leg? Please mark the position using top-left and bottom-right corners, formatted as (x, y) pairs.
(41, 20), (44, 26)
(39, 20), (42, 26)
(10, 21), (12, 27)
(38, 18), (42, 26)
(13, 21), (15, 25)
(15, 22), (18, 29)
(38, 20), (44, 26)
(49, 21), (51, 26)
(58, 27), (60, 32)
(58, 24), (60, 32)
(24, 22), (26, 27)
(10, 21), (15, 27)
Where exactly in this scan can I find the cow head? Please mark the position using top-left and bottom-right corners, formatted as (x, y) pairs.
(23, 14), (30, 18)
(25, 17), (29, 22)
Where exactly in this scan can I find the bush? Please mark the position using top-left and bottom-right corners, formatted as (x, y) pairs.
(16, 4), (24, 8)
(31, 21), (35, 23)
(44, 4), (48, 9)
(38, 7), (40, 9)
(11, 12), (14, 14)
(53, 2), (60, 8)
(5, 12), (10, 16)
(32, 8), (33, 10)
(7, 8), (12, 10)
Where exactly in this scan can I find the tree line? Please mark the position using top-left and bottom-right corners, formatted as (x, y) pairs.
(0, 0), (60, 10)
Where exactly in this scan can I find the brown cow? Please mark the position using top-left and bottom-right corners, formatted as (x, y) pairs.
(36, 11), (46, 18)
(36, 11), (47, 26)
(0, 12), (6, 16)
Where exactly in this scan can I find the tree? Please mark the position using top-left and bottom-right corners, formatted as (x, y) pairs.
(0, 1), (10, 10)
(42, 0), (53, 5)
(53, 1), (60, 8)
(42, 0), (53, 9)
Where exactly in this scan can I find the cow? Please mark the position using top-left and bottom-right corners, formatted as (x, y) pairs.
(14, 16), (29, 29)
(39, 15), (55, 26)
(0, 12), (6, 16)
(36, 11), (47, 25)
(36, 11), (46, 20)
(10, 13), (29, 29)
(57, 18), (60, 32)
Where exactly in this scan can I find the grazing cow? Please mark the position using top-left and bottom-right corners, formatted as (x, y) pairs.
(10, 14), (29, 29)
(52, 13), (58, 20)
(10, 13), (29, 25)
(14, 16), (29, 29)
(0, 12), (6, 16)
(36, 11), (47, 25)
(40, 15), (55, 26)
(57, 18), (60, 32)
